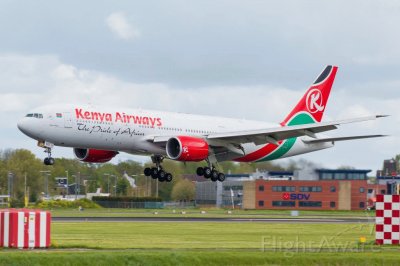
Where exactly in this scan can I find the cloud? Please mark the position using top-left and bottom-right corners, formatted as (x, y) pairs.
(105, 12), (141, 40)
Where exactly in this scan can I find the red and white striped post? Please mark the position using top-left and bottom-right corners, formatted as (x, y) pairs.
(375, 194), (400, 245)
(0, 209), (51, 248)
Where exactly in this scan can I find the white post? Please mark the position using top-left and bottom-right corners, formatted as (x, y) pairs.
(230, 188), (235, 210)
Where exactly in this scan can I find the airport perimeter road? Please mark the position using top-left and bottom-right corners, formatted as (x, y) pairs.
(52, 217), (374, 224)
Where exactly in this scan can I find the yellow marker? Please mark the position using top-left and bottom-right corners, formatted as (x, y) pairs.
(359, 236), (366, 243)
(24, 196), (28, 208)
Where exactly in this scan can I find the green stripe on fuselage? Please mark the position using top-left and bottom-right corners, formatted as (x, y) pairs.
(257, 113), (315, 162)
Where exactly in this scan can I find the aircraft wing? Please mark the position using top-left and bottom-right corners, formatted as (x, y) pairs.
(148, 115), (386, 153)
(302, 135), (387, 144)
(206, 115), (386, 146)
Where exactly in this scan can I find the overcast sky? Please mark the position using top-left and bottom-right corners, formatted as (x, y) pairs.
(1, 0), (399, 172)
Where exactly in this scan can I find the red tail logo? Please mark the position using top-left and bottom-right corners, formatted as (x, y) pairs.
(281, 65), (338, 126)
(306, 89), (324, 113)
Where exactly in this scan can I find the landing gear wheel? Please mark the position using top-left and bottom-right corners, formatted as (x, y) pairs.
(151, 167), (159, 179)
(144, 167), (151, 176)
(217, 173), (226, 182)
(44, 157), (55, 166)
(196, 167), (204, 176)
(42, 144), (55, 165)
(165, 173), (173, 182)
(211, 170), (219, 182)
(158, 174), (166, 182)
(158, 170), (166, 179)
(203, 167), (212, 178)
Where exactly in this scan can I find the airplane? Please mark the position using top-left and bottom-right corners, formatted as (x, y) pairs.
(17, 65), (386, 182)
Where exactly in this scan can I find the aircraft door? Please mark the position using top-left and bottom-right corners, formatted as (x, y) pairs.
(63, 112), (73, 128)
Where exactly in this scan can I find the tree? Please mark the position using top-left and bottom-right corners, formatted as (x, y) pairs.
(116, 160), (143, 176)
(171, 179), (195, 201)
(5, 149), (44, 201)
(153, 160), (184, 200)
(116, 178), (129, 196)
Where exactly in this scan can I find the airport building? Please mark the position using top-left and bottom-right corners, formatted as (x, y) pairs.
(243, 179), (383, 210)
(192, 169), (385, 210)
(195, 179), (243, 207)
(376, 159), (400, 195)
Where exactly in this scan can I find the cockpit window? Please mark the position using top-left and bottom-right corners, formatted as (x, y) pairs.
(26, 113), (43, 119)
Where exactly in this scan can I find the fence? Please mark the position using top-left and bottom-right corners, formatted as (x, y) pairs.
(94, 201), (164, 209)
(93, 201), (199, 209)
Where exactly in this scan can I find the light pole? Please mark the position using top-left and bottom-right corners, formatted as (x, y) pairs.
(71, 175), (76, 199)
(71, 173), (80, 200)
(24, 173), (27, 206)
(40, 170), (51, 198)
(8, 172), (13, 198)
(104, 173), (110, 193)
(110, 175), (117, 196)
(78, 172), (81, 198)
(46, 173), (51, 197)
(156, 178), (158, 198)
(65, 170), (69, 195)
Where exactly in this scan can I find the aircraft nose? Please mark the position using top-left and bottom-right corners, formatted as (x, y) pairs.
(17, 117), (35, 137)
(17, 118), (28, 134)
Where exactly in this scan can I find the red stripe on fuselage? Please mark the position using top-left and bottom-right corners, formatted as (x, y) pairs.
(234, 141), (282, 162)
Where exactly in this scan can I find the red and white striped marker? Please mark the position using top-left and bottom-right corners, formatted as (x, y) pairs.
(375, 194), (400, 245)
(0, 209), (51, 248)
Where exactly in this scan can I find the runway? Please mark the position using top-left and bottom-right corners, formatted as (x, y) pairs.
(52, 216), (374, 224)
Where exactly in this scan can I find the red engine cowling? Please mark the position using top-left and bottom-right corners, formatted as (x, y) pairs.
(73, 148), (118, 163)
(166, 136), (209, 161)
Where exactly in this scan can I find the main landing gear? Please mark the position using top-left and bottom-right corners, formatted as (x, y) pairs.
(196, 164), (225, 182)
(143, 155), (173, 182)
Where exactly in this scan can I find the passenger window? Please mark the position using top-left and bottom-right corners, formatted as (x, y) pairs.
(26, 114), (33, 117)
(34, 114), (39, 118)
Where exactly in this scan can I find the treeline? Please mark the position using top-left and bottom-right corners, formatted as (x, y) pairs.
(0, 149), (300, 203)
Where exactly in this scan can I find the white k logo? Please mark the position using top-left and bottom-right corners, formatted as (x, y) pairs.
(183, 146), (189, 153)
(306, 89), (324, 113)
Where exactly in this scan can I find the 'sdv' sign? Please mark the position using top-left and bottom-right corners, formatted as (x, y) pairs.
(283, 193), (311, 200)
(290, 193), (310, 200)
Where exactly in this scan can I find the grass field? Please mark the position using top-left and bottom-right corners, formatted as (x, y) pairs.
(0, 209), (397, 265)
(1, 220), (399, 265)
(51, 222), (375, 249)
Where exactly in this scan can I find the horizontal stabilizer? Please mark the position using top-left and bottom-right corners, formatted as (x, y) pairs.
(302, 135), (387, 144)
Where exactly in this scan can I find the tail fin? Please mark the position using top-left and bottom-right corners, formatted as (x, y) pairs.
(280, 65), (338, 126)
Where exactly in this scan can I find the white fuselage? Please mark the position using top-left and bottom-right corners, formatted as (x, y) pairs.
(17, 104), (333, 162)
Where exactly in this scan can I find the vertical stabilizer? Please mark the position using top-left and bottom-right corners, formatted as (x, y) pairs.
(281, 65), (338, 126)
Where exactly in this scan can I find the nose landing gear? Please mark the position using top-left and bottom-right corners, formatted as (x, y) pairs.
(39, 141), (55, 166)
(44, 156), (55, 166)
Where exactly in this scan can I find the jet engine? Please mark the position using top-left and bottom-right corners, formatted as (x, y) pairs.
(73, 148), (118, 163)
(166, 136), (209, 161)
